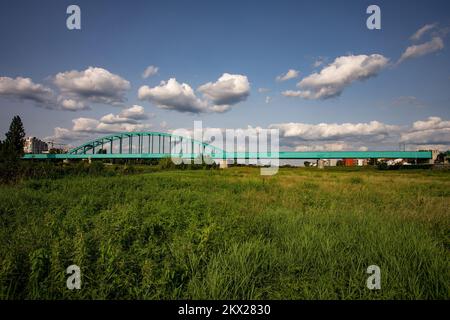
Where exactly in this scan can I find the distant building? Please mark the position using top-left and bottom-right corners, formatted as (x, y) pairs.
(417, 149), (440, 164)
(357, 159), (369, 166)
(445, 151), (450, 164)
(434, 151), (450, 164)
(317, 159), (326, 168)
(343, 159), (357, 166)
(328, 159), (338, 166)
(386, 158), (407, 166)
(315, 159), (339, 167)
(430, 150), (440, 164)
(24, 137), (48, 154)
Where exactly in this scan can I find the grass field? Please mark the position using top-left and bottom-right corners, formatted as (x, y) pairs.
(0, 166), (449, 299)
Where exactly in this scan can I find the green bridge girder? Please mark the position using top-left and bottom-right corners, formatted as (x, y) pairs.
(23, 151), (432, 160)
(22, 132), (433, 160)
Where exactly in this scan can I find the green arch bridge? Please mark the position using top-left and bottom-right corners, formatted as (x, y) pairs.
(22, 131), (432, 160)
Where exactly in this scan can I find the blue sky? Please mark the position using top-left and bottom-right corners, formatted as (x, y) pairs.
(1, 0), (449, 151)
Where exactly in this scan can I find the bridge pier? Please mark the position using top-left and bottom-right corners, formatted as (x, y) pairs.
(219, 160), (228, 169)
(317, 159), (325, 169)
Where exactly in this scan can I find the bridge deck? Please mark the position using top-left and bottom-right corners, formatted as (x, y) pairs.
(23, 151), (432, 160)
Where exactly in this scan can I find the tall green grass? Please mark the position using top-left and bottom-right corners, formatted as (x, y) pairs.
(0, 167), (449, 299)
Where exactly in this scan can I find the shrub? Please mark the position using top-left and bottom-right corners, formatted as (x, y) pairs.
(88, 161), (105, 174)
(349, 176), (363, 184)
(122, 164), (136, 175)
(158, 157), (176, 170)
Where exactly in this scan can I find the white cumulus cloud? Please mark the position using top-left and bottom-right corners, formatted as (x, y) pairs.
(118, 105), (150, 120)
(401, 117), (450, 146)
(54, 67), (130, 105)
(270, 120), (398, 142)
(47, 106), (153, 145)
(398, 37), (444, 63)
(100, 105), (150, 124)
(276, 69), (299, 82)
(142, 65), (159, 79)
(138, 78), (208, 113)
(0, 76), (55, 107)
(57, 98), (90, 111)
(139, 73), (250, 113)
(198, 73), (250, 105)
(269, 117), (450, 151)
(295, 142), (360, 152)
(411, 23), (437, 41)
(282, 54), (389, 100)
(71, 114), (151, 134)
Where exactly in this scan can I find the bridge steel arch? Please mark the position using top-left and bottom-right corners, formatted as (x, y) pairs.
(67, 131), (225, 157)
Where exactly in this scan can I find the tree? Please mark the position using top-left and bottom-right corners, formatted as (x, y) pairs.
(49, 148), (64, 154)
(4, 115), (26, 159)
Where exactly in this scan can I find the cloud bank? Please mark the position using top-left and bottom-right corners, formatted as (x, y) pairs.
(271, 117), (449, 151)
(47, 105), (152, 144)
(400, 117), (450, 145)
(48, 116), (450, 153)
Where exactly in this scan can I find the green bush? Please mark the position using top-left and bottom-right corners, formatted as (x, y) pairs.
(158, 157), (177, 170)
(349, 176), (364, 184)
(88, 161), (105, 174)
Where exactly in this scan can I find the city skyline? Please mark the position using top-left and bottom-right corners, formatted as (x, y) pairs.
(1, 0), (449, 151)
